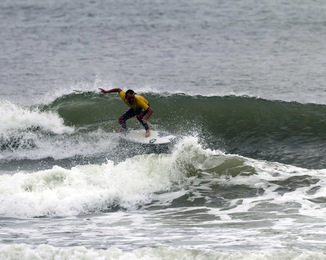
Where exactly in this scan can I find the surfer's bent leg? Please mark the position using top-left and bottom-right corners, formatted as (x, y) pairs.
(136, 110), (149, 130)
(119, 109), (136, 130)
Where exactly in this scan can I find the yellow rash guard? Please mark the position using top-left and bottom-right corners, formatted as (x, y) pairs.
(119, 91), (149, 111)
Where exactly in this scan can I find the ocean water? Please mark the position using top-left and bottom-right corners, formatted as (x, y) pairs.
(1, 0), (326, 259)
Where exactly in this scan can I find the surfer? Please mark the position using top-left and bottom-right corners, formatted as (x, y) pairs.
(99, 88), (153, 137)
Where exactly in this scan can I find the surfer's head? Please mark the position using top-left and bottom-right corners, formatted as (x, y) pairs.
(126, 89), (135, 105)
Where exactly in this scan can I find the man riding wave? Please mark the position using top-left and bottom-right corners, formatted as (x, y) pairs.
(99, 88), (153, 137)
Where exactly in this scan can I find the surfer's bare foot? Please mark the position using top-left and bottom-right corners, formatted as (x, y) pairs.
(114, 127), (124, 133)
(145, 129), (150, 138)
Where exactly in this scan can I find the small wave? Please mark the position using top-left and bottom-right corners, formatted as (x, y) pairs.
(0, 137), (325, 218)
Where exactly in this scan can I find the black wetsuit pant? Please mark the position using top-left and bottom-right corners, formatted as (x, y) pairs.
(119, 108), (149, 130)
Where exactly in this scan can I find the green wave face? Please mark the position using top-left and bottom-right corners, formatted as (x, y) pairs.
(41, 92), (326, 169)
(1, 92), (325, 169)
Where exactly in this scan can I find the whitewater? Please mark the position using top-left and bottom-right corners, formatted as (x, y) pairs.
(1, 0), (326, 259)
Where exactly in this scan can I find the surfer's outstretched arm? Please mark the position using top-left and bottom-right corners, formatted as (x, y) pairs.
(99, 88), (122, 94)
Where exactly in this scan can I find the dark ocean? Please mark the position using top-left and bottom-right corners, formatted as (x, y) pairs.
(0, 0), (326, 259)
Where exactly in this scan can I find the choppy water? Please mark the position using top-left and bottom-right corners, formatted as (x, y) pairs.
(1, 0), (326, 259)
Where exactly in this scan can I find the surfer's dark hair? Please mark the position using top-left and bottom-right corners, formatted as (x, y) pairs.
(126, 89), (135, 96)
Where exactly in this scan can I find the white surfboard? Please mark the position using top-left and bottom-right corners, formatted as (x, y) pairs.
(119, 129), (176, 144)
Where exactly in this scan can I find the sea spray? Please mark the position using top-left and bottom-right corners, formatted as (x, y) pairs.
(0, 101), (74, 135)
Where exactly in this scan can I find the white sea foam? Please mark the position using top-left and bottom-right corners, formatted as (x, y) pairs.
(0, 100), (74, 136)
(0, 100), (117, 161)
(1, 135), (325, 220)
(0, 147), (185, 217)
(0, 136), (209, 217)
(0, 100), (79, 161)
(0, 244), (325, 260)
(0, 128), (117, 161)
